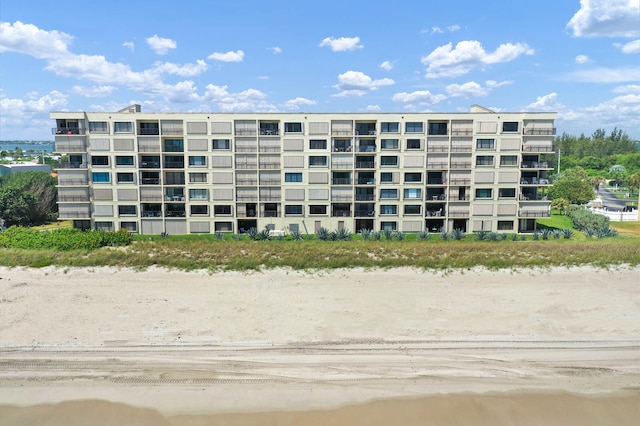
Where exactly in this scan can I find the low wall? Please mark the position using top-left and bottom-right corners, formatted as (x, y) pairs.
(589, 208), (638, 222)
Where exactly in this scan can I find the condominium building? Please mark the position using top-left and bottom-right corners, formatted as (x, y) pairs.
(51, 105), (556, 235)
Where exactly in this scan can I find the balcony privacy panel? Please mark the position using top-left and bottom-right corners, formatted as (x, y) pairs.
(236, 138), (257, 152)
(58, 205), (91, 217)
(59, 188), (90, 198)
(259, 187), (281, 200)
(161, 120), (183, 134)
(187, 138), (208, 151)
(259, 154), (280, 168)
(308, 189), (329, 200)
(211, 156), (233, 168)
(212, 172), (233, 184)
(497, 204), (517, 215)
(186, 122), (207, 134)
(259, 138), (281, 151)
(331, 156), (353, 168)
(139, 187), (162, 201)
(212, 188), (234, 200)
(283, 156), (304, 168)
(285, 188), (305, 201)
(331, 120), (352, 134)
(117, 188), (138, 201)
(283, 139), (303, 151)
(500, 138), (520, 150)
(94, 205), (113, 216)
(476, 122), (498, 133)
(259, 171), (280, 185)
(331, 188), (352, 200)
(402, 220), (422, 232)
(235, 120), (256, 135)
(235, 154), (257, 168)
(165, 220), (187, 235)
(308, 172), (329, 184)
(474, 171), (495, 184)
(236, 188), (257, 200)
(89, 138), (110, 151)
(138, 137), (161, 152)
(113, 139), (134, 151)
(190, 221), (211, 233)
(473, 220), (492, 231)
(211, 121), (232, 134)
(308, 122), (329, 135)
(92, 188), (113, 200)
(141, 220), (164, 235)
(499, 171), (519, 183)
(473, 204), (493, 216)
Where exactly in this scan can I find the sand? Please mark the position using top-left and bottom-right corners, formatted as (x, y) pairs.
(0, 266), (638, 425)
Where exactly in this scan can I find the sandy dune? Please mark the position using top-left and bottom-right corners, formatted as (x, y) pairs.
(0, 266), (638, 424)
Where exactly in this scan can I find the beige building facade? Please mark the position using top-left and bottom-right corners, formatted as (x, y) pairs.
(51, 105), (556, 235)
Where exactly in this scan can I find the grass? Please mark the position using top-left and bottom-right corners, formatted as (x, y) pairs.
(31, 220), (74, 231)
(610, 221), (640, 238)
(537, 211), (574, 230)
(0, 238), (638, 271)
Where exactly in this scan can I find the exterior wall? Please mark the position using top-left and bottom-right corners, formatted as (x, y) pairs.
(51, 107), (557, 234)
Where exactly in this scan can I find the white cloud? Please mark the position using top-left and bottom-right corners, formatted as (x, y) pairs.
(283, 97), (317, 109)
(427, 25), (459, 34)
(319, 36), (363, 52)
(258, 75), (269, 80)
(123, 41), (135, 51)
(365, 105), (381, 112)
(0, 21), (72, 59)
(612, 84), (640, 94)
(447, 25), (461, 32)
(430, 26), (444, 34)
(617, 39), (640, 53)
(0, 90), (68, 139)
(445, 80), (512, 98)
(485, 80), (513, 89)
(332, 70), (394, 97)
(422, 40), (534, 78)
(575, 54), (590, 64)
(526, 93), (563, 111)
(571, 66), (640, 83)
(207, 50), (245, 62)
(146, 35), (176, 55)
(392, 90), (446, 105)
(268, 46), (282, 54)
(380, 61), (394, 71)
(567, 0), (640, 37)
(202, 84), (275, 112)
(70, 85), (116, 98)
(152, 60), (208, 77)
(163, 80), (200, 103)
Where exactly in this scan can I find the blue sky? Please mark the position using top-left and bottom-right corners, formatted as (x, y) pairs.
(1, 0), (639, 140)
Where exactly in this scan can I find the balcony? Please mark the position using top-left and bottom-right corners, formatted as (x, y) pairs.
(333, 145), (352, 152)
(449, 178), (470, 185)
(55, 142), (87, 152)
(138, 127), (160, 135)
(448, 210), (469, 217)
(520, 194), (549, 201)
(142, 210), (163, 218)
(58, 162), (87, 169)
(450, 162), (471, 169)
(59, 210), (91, 219)
(354, 209), (375, 217)
(355, 161), (375, 169)
(332, 209), (352, 217)
(518, 209), (550, 218)
(259, 129), (279, 136)
(521, 161), (550, 169)
(237, 179), (258, 185)
(450, 128), (473, 136)
(355, 194), (375, 201)
(53, 127), (86, 135)
(524, 128), (556, 136)
(259, 162), (281, 169)
(58, 195), (90, 202)
(426, 208), (444, 217)
(141, 177), (161, 185)
(140, 161), (160, 169)
(357, 145), (376, 153)
(332, 178), (352, 185)
(450, 146), (473, 152)
(427, 146), (449, 153)
(427, 162), (448, 169)
(165, 210), (186, 217)
(520, 177), (552, 185)
(163, 161), (184, 169)
(522, 144), (554, 152)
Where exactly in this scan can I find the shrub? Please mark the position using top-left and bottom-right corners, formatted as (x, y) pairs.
(541, 229), (551, 240)
(488, 232), (500, 241)
(258, 228), (271, 240)
(552, 229), (562, 239)
(451, 229), (465, 240)
(511, 233), (519, 241)
(417, 230), (430, 241)
(335, 228), (352, 241)
(568, 205), (610, 233)
(0, 226), (131, 251)
(475, 231), (488, 241)
(383, 229), (394, 240)
(359, 229), (372, 241)
(440, 231), (450, 240)
(246, 227), (260, 240)
(532, 231), (541, 240)
(394, 231), (406, 241)
(291, 230), (304, 241)
(214, 232), (225, 241)
(562, 229), (573, 239)
(372, 231), (382, 241)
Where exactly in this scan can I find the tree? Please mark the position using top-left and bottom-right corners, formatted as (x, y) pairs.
(0, 171), (57, 226)
(549, 167), (595, 205)
(551, 197), (570, 215)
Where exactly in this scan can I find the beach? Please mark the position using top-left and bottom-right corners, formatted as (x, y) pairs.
(0, 266), (638, 424)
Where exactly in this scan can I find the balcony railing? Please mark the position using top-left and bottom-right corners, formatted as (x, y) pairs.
(332, 146), (352, 152)
(163, 162), (184, 169)
(140, 161), (160, 168)
(355, 194), (375, 201)
(448, 211), (469, 217)
(260, 179), (281, 185)
(427, 162), (448, 169)
(427, 146), (449, 153)
(426, 209), (444, 217)
(59, 211), (91, 218)
(450, 146), (473, 152)
(58, 179), (89, 186)
(450, 129), (473, 136)
(138, 128), (160, 135)
(520, 194), (550, 201)
(142, 211), (162, 218)
(235, 129), (257, 136)
(522, 144), (554, 152)
(55, 143), (87, 152)
(161, 128), (184, 135)
(58, 196), (90, 202)
(259, 129), (280, 136)
(165, 211), (186, 217)
(450, 162), (472, 169)
(332, 210), (351, 217)
(520, 178), (552, 185)
(449, 178), (470, 185)
(358, 146), (376, 152)
(58, 162), (87, 169)
(332, 178), (352, 185)
(354, 210), (375, 217)
(524, 128), (556, 135)
(237, 179), (258, 185)
(141, 178), (161, 185)
(427, 194), (447, 201)
(53, 128), (86, 135)
(332, 163), (353, 169)
(263, 211), (280, 217)
(521, 161), (550, 169)
(518, 210), (550, 217)
(259, 162), (281, 169)
(355, 161), (375, 168)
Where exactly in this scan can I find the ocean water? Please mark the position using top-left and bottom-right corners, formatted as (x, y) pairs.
(0, 143), (55, 154)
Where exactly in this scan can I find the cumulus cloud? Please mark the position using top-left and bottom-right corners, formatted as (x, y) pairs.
(445, 80), (512, 98)
(571, 66), (640, 83)
(319, 36), (363, 52)
(0, 91), (68, 138)
(422, 40), (534, 78)
(392, 90), (446, 106)
(567, 0), (640, 37)
(365, 104), (381, 112)
(268, 46), (282, 54)
(0, 21), (72, 59)
(380, 61), (394, 71)
(202, 84), (275, 111)
(426, 25), (460, 34)
(282, 97), (317, 109)
(70, 85), (116, 98)
(207, 50), (245, 62)
(123, 41), (135, 51)
(526, 93), (563, 111)
(575, 54), (590, 64)
(146, 35), (176, 55)
(152, 60), (208, 76)
(612, 84), (640, 94)
(617, 39), (640, 53)
(332, 70), (394, 97)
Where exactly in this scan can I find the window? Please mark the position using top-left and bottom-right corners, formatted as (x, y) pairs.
(284, 122), (303, 133)
(309, 205), (327, 215)
(285, 205), (303, 215)
(118, 205), (136, 216)
(404, 204), (421, 215)
(404, 172), (422, 183)
(310, 139), (327, 149)
(404, 188), (422, 199)
(405, 122), (423, 133)
(91, 156), (109, 166)
(89, 121), (108, 133)
(380, 172), (393, 183)
(500, 155), (518, 166)
(114, 122), (133, 133)
(191, 205), (209, 216)
(475, 188), (493, 199)
(189, 172), (207, 183)
(188, 155), (207, 166)
(120, 222), (137, 232)
(285, 172), (303, 182)
(428, 122), (448, 135)
(213, 139), (230, 150)
(92, 172), (110, 183)
(499, 188), (516, 198)
(116, 172), (134, 183)
(381, 139), (398, 150)
(476, 155), (494, 166)
(381, 122), (399, 133)
(380, 205), (397, 215)
(380, 221), (397, 231)
(498, 220), (514, 230)
(309, 156), (327, 167)
(115, 156), (134, 166)
(406, 139), (421, 150)
(380, 156), (398, 167)
(164, 139), (184, 152)
(214, 205), (232, 215)
(503, 122), (519, 132)
(476, 139), (495, 149)
(380, 188), (398, 199)
(189, 189), (208, 200)
(139, 122), (159, 135)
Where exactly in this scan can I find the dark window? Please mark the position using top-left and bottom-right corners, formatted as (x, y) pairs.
(309, 156), (327, 167)
(191, 205), (209, 215)
(381, 122), (399, 133)
(115, 156), (134, 166)
(380, 172), (393, 183)
(476, 155), (494, 166)
(114, 122), (133, 133)
(500, 155), (518, 166)
(499, 188), (516, 198)
(309, 205), (327, 215)
(310, 139), (327, 149)
(406, 139), (421, 150)
(284, 122), (302, 133)
(188, 156), (206, 166)
(476, 139), (495, 149)
(116, 172), (134, 183)
(118, 205), (136, 216)
(91, 156), (109, 166)
(405, 122), (423, 133)
(403, 188), (422, 199)
(404, 204), (421, 215)
(380, 188), (398, 199)
(214, 205), (232, 215)
(381, 139), (398, 149)
(428, 122), (448, 135)
(503, 122), (519, 132)
(285, 205), (303, 215)
(498, 220), (514, 230)
(285, 172), (303, 182)
(380, 156), (398, 166)
(92, 172), (110, 183)
(212, 139), (230, 150)
(475, 188), (493, 199)
(380, 221), (397, 231)
(404, 172), (422, 183)
(380, 205), (397, 215)
(89, 122), (108, 133)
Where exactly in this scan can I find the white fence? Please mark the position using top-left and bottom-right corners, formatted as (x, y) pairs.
(589, 208), (638, 222)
